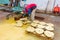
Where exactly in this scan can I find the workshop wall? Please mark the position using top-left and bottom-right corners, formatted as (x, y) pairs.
(25, 0), (57, 11)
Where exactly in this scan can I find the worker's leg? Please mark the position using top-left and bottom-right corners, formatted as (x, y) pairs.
(30, 6), (36, 21)
(9, 0), (13, 7)
(31, 9), (36, 21)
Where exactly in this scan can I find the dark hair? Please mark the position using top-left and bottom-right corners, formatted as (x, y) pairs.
(32, 6), (36, 10)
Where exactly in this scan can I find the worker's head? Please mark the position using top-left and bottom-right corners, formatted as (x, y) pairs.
(32, 6), (36, 10)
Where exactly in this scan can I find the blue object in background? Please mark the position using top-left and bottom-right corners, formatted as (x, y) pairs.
(11, 2), (23, 12)
(12, 0), (26, 12)
(22, 0), (26, 1)
(0, 0), (10, 4)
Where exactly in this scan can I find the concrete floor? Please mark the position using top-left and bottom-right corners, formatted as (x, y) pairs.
(0, 11), (10, 21)
(0, 11), (60, 40)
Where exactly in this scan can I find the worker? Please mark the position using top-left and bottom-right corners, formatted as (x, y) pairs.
(59, 7), (60, 15)
(9, 0), (13, 7)
(53, 5), (59, 15)
(24, 3), (37, 21)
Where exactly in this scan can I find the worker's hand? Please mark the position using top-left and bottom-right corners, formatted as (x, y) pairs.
(21, 12), (24, 14)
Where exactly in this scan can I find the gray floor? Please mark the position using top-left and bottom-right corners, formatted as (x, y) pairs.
(0, 11), (60, 40)
(0, 11), (10, 21)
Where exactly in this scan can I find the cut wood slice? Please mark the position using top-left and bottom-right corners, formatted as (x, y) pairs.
(37, 25), (46, 29)
(16, 21), (23, 27)
(26, 26), (35, 32)
(41, 34), (45, 37)
(35, 28), (44, 34)
(46, 23), (54, 27)
(16, 20), (22, 23)
(16, 22), (23, 27)
(39, 22), (46, 25)
(20, 18), (27, 21)
(33, 20), (40, 24)
(26, 20), (31, 23)
(44, 31), (54, 38)
(31, 23), (38, 27)
(45, 26), (54, 31)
